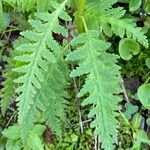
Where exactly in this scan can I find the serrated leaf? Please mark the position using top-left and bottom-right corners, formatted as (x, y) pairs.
(67, 30), (122, 150)
(136, 130), (150, 145)
(6, 140), (21, 150)
(0, 13), (9, 32)
(119, 38), (140, 60)
(10, 0), (70, 142)
(27, 132), (44, 150)
(0, 0), (9, 32)
(85, 0), (149, 48)
(138, 84), (150, 109)
(32, 125), (46, 136)
(2, 124), (21, 140)
(101, 22), (113, 37)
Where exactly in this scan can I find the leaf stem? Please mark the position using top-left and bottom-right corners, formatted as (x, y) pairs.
(81, 16), (88, 32)
(0, 0), (3, 28)
(145, 77), (150, 84)
(76, 0), (86, 33)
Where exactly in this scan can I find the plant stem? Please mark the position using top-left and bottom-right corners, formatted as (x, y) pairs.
(81, 16), (88, 32)
(0, 0), (3, 28)
(76, 0), (86, 33)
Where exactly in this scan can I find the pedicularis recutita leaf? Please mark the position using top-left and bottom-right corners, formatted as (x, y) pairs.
(11, 0), (70, 142)
(67, 30), (122, 150)
(1, 0), (150, 149)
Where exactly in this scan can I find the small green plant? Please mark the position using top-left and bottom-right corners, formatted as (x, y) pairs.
(1, 0), (150, 149)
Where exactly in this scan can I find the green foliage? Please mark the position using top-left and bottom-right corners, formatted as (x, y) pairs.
(2, 124), (46, 150)
(1, 0), (71, 143)
(67, 30), (122, 149)
(145, 1), (150, 15)
(1, 0), (150, 149)
(119, 38), (140, 60)
(132, 113), (142, 129)
(1, 56), (17, 115)
(2, 0), (51, 12)
(138, 84), (150, 109)
(0, 0), (9, 31)
(132, 130), (150, 149)
(131, 113), (150, 149)
(129, 0), (142, 12)
(85, 0), (148, 47)
(146, 58), (150, 69)
(146, 118), (150, 126)
(36, 59), (69, 136)
(124, 103), (139, 120)
(1, 38), (22, 115)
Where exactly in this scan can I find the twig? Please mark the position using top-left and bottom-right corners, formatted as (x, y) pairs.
(71, 63), (84, 133)
(94, 135), (98, 150)
(121, 83), (130, 103)
(71, 118), (92, 128)
(81, 118), (92, 124)
(141, 117), (145, 130)
(98, 139), (100, 150)
(5, 111), (17, 128)
(65, 20), (84, 134)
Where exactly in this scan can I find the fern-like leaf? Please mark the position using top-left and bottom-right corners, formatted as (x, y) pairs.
(1, 37), (28, 115)
(85, 0), (148, 48)
(12, 0), (70, 141)
(67, 30), (122, 150)
(1, 59), (17, 114)
(21, 55), (69, 141)
(2, 0), (51, 12)
(36, 59), (69, 136)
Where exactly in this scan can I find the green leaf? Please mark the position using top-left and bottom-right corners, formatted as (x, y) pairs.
(1, 54), (18, 115)
(124, 103), (138, 119)
(145, 1), (150, 15)
(67, 30), (122, 150)
(2, 124), (21, 140)
(11, 0), (70, 142)
(0, 13), (9, 32)
(119, 38), (140, 60)
(2, 0), (51, 12)
(136, 130), (150, 145)
(27, 132), (44, 150)
(101, 21), (113, 37)
(146, 118), (150, 126)
(138, 84), (150, 109)
(6, 140), (22, 150)
(85, 0), (148, 48)
(146, 58), (150, 69)
(129, 0), (142, 12)
(31, 125), (46, 136)
(71, 134), (78, 142)
(132, 113), (142, 129)
(132, 141), (141, 150)
(0, 0), (9, 31)
(132, 130), (150, 149)
(0, 137), (6, 150)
